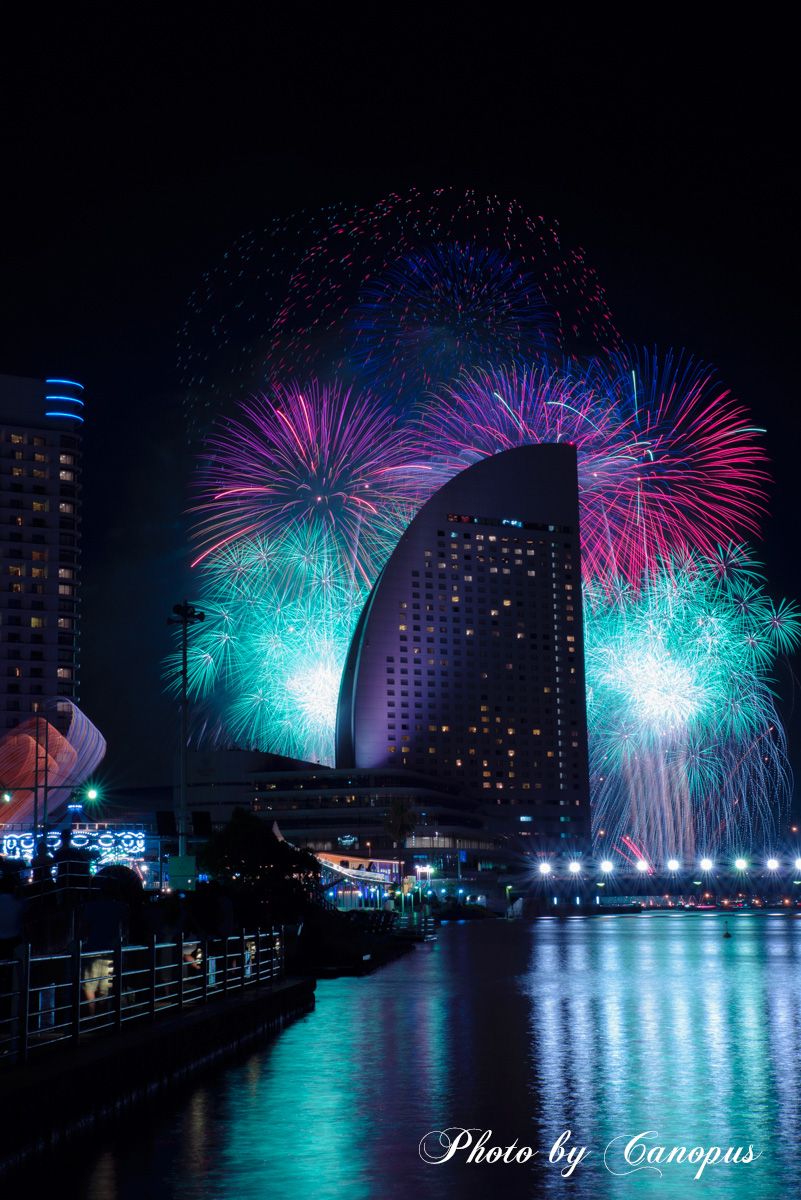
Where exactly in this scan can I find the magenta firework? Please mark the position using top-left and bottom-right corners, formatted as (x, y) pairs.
(424, 351), (769, 590)
(191, 378), (436, 585)
(179, 188), (621, 438)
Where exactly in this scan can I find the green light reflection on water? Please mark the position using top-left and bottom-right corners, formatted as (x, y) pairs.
(75, 915), (801, 1200)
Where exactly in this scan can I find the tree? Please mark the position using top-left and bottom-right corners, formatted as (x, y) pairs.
(383, 798), (415, 851)
(197, 809), (320, 910)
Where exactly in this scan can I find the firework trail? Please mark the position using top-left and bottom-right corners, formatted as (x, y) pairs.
(191, 377), (437, 584)
(165, 538), (368, 765)
(423, 351), (769, 591)
(173, 193), (797, 860)
(348, 241), (557, 403)
(178, 188), (621, 436)
(585, 547), (800, 858)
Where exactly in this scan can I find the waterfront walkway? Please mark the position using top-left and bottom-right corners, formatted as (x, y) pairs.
(0, 925), (316, 1176)
(1, 927), (287, 1065)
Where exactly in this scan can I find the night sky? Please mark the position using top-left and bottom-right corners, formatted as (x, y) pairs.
(1, 10), (796, 799)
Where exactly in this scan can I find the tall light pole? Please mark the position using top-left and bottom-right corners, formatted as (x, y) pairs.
(167, 601), (204, 857)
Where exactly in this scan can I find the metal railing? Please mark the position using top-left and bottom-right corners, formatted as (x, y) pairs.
(0, 928), (284, 1065)
(395, 912), (436, 937)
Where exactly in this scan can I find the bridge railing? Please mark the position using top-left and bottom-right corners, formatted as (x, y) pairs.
(0, 927), (284, 1066)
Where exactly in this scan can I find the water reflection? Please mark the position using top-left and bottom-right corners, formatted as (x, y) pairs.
(62, 914), (800, 1200)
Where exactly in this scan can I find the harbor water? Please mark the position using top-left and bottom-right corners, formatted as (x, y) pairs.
(57, 913), (801, 1199)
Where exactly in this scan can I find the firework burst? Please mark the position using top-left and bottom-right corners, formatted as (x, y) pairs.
(348, 241), (556, 403)
(178, 188), (620, 440)
(424, 352), (770, 591)
(585, 548), (800, 859)
(191, 378), (435, 584)
(166, 542), (368, 764)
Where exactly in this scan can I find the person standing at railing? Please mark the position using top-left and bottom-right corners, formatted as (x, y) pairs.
(79, 878), (128, 1018)
(30, 841), (54, 890)
(0, 873), (27, 960)
(52, 829), (93, 897)
(0, 874), (29, 1050)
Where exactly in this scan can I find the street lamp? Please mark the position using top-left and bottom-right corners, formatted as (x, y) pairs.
(167, 601), (205, 859)
(415, 863), (433, 911)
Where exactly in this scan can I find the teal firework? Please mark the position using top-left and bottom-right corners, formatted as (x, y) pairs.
(586, 547), (800, 858)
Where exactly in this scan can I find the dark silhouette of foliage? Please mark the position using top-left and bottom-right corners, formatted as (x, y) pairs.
(383, 798), (415, 849)
(197, 809), (320, 910)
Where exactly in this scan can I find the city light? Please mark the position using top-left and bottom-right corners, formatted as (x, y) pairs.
(700, 858), (713, 870)
(635, 860), (649, 873)
(734, 858), (748, 870)
(600, 861), (614, 872)
(568, 861), (581, 874)
(667, 859), (680, 871)
(767, 858), (779, 870)
(539, 862), (552, 875)
(795, 859), (801, 871)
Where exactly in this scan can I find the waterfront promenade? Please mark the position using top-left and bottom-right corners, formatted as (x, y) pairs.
(0, 926), (315, 1176)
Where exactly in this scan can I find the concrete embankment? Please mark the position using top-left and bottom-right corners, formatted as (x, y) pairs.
(0, 975), (315, 1177)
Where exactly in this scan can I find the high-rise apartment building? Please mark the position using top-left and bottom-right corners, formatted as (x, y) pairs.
(0, 375), (83, 732)
(336, 444), (590, 847)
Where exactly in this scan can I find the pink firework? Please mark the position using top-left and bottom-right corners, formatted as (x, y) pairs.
(422, 351), (769, 590)
(191, 378), (437, 585)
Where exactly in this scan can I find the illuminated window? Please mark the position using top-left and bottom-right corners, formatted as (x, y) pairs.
(30, 617), (45, 628)
(58, 584), (74, 596)
(32, 501), (48, 512)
